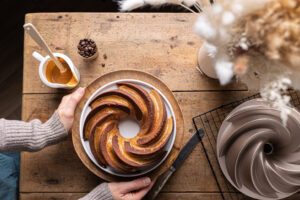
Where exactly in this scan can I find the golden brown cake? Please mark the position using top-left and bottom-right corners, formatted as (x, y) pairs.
(83, 82), (173, 172)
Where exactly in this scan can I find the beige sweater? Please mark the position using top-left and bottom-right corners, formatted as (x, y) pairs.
(0, 111), (112, 200)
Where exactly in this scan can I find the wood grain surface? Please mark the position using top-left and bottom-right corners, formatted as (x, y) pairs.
(21, 91), (300, 199)
(21, 91), (255, 193)
(23, 13), (246, 94)
(22, 12), (300, 200)
(19, 192), (244, 200)
(71, 70), (184, 181)
(19, 192), (300, 200)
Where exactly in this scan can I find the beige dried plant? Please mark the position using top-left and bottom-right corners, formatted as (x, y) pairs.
(118, 0), (300, 123)
(237, 0), (300, 72)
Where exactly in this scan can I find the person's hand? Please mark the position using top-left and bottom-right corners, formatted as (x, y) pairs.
(57, 87), (85, 132)
(108, 177), (156, 200)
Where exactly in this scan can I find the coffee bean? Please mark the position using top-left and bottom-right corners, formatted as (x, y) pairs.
(78, 38), (98, 59)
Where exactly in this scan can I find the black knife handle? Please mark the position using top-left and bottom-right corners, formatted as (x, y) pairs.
(144, 129), (204, 200)
(172, 129), (204, 170)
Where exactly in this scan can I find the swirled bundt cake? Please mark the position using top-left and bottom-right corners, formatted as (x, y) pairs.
(217, 99), (300, 200)
(84, 82), (173, 173)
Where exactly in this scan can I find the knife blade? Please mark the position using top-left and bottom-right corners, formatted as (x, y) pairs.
(146, 128), (204, 200)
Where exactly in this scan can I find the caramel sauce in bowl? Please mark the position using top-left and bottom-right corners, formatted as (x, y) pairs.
(33, 51), (80, 89)
(45, 57), (78, 87)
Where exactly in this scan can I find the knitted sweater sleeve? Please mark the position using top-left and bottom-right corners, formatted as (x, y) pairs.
(79, 183), (113, 200)
(0, 111), (67, 152)
(0, 112), (113, 200)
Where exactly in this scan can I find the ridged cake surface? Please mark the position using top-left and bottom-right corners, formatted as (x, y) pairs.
(84, 82), (173, 173)
(217, 99), (300, 199)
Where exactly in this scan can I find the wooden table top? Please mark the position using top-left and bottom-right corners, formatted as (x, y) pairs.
(21, 13), (299, 200)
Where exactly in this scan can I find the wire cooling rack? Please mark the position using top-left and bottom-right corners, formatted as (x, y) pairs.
(192, 90), (300, 200)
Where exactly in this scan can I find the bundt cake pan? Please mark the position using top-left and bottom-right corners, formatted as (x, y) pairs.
(217, 99), (300, 200)
(79, 79), (176, 177)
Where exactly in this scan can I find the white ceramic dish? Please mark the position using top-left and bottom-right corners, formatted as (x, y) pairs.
(32, 51), (80, 89)
(79, 79), (176, 177)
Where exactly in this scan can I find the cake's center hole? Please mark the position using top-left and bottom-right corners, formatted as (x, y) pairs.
(118, 118), (140, 139)
(264, 143), (274, 155)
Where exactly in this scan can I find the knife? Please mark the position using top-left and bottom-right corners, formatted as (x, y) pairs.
(145, 128), (204, 200)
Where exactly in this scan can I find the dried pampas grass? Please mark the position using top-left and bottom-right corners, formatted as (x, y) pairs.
(118, 0), (300, 124)
(193, 0), (273, 85)
(234, 0), (300, 73)
(231, 0), (300, 123)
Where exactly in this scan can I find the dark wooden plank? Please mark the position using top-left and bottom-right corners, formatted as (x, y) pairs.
(20, 193), (84, 200)
(20, 192), (300, 200)
(0, 69), (22, 119)
(19, 192), (243, 200)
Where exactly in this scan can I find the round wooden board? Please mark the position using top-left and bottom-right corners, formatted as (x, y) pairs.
(72, 70), (184, 181)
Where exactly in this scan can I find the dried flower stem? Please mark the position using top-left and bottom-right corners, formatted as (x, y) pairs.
(194, 2), (202, 12)
(179, 3), (197, 13)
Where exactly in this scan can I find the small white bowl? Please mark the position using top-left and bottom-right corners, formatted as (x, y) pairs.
(32, 51), (80, 89)
(197, 42), (218, 79)
(80, 79), (177, 177)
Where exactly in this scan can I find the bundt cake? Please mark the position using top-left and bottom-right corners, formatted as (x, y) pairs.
(83, 82), (174, 173)
(217, 99), (300, 200)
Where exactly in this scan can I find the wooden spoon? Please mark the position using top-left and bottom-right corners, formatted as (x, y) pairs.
(23, 23), (67, 73)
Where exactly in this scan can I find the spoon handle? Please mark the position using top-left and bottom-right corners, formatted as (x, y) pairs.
(23, 23), (66, 72)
